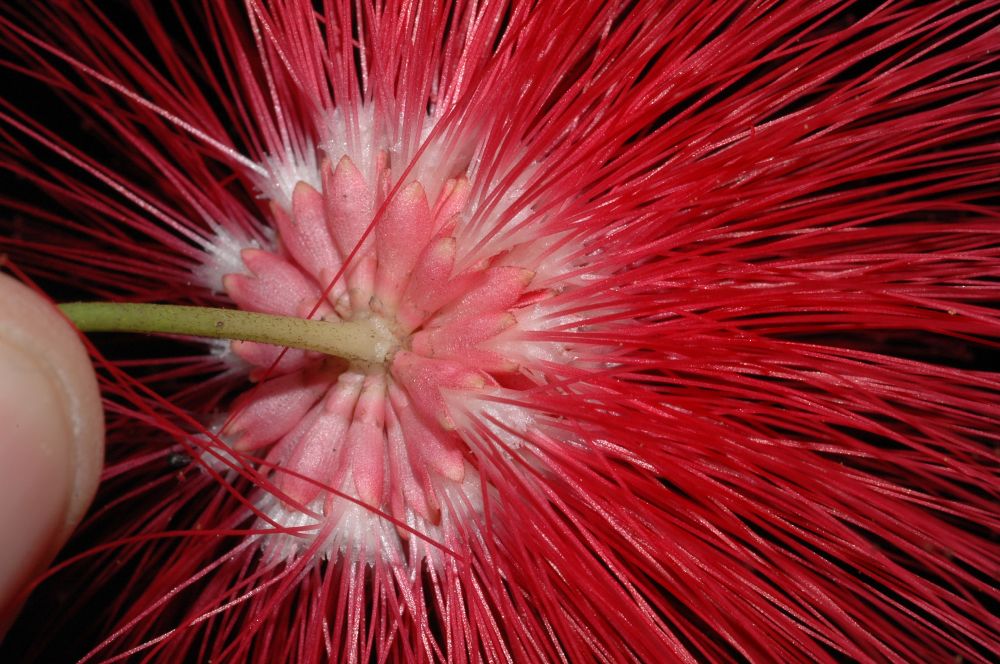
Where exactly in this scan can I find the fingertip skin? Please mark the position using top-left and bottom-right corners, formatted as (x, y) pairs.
(0, 274), (104, 624)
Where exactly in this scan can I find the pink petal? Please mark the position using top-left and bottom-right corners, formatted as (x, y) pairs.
(345, 374), (387, 507)
(390, 351), (486, 429)
(431, 266), (534, 325)
(278, 372), (363, 505)
(223, 248), (321, 317)
(230, 340), (311, 375)
(388, 383), (465, 484)
(322, 155), (373, 259)
(373, 181), (434, 310)
(224, 370), (330, 451)
(431, 176), (471, 230)
(271, 183), (344, 297)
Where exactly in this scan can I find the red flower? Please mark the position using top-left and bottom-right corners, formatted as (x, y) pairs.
(2, 1), (998, 661)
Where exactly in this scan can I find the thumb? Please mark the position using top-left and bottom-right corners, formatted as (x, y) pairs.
(0, 273), (104, 629)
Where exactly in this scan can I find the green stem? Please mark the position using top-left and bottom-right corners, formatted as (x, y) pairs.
(58, 302), (394, 365)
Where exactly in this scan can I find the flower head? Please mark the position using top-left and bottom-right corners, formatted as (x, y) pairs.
(2, 0), (998, 661)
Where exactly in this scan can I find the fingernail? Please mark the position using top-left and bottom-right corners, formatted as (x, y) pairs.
(0, 339), (74, 619)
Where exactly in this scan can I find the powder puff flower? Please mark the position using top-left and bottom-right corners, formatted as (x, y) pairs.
(1, 1), (998, 661)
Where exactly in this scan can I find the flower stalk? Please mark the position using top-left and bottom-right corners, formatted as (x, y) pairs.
(58, 302), (393, 365)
